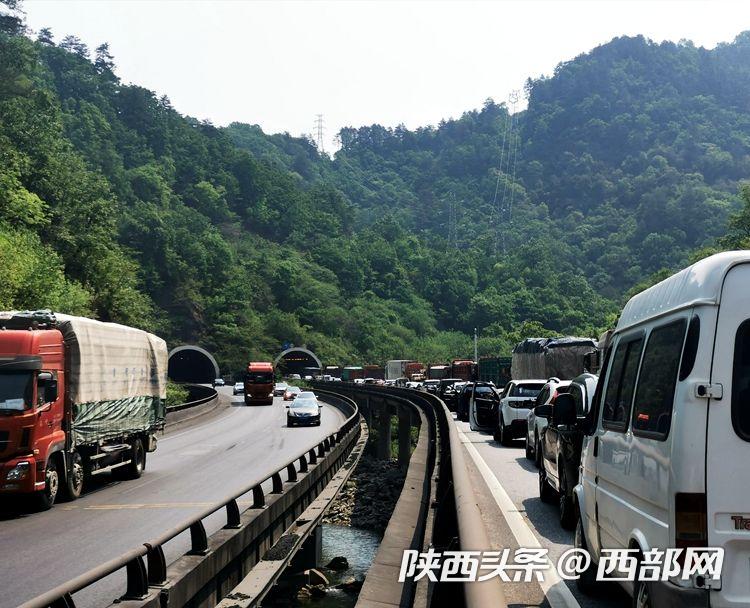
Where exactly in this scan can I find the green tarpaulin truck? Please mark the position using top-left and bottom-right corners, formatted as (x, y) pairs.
(0, 310), (167, 509)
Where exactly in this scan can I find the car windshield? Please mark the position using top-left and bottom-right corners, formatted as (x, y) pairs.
(292, 396), (317, 409)
(0, 371), (33, 411)
(512, 383), (544, 398)
(246, 372), (273, 383)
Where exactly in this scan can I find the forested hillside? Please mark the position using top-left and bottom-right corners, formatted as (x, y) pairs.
(3, 0), (750, 372)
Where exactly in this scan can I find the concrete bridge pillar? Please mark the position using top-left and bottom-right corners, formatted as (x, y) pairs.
(376, 402), (392, 461)
(290, 525), (322, 571)
(398, 406), (412, 471)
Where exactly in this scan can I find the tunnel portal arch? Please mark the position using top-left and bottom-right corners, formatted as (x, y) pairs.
(274, 347), (322, 377)
(168, 345), (220, 384)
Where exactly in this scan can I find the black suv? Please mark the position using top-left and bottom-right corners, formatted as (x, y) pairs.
(537, 373), (598, 529)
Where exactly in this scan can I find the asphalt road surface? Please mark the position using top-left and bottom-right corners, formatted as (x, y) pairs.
(456, 417), (630, 608)
(0, 387), (345, 608)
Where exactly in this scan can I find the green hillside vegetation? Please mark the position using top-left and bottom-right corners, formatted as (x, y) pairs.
(2, 0), (750, 373)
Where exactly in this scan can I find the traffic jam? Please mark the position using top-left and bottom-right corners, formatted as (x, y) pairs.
(319, 251), (749, 608)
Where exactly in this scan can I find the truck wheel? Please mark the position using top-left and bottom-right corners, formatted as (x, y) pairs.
(36, 457), (60, 510)
(60, 451), (84, 501)
(124, 438), (146, 480)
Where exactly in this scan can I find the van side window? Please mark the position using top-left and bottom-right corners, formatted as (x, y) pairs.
(732, 320), (750, 442)
(632, 320), (687, 439)
(602, 337), (644, 431)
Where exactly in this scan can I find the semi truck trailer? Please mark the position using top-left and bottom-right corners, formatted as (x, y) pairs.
(0, 310), (167, 509)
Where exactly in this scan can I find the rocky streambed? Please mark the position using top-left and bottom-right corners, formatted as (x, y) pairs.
(263, 454), (406, 606)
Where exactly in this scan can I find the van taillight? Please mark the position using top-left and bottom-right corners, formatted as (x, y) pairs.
(675, 492), (707, 549)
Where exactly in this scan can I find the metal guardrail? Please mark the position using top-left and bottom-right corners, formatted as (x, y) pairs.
(21, 396), (361, 608)
(312, 383), (507, 608)
(166, 383), (218, 412)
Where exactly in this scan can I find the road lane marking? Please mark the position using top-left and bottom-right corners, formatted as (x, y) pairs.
(457, 426), (582, 608)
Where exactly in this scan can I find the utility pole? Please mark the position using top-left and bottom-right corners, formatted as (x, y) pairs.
(474, 327), (478, 362)
(314, 114), (325, 154)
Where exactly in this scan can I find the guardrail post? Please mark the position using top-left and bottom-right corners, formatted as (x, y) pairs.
(308, 448), (317, 464)
(225, 498), (242, 529)
(122, 555), (149, 600)
(287, 462), (298, 481)
(299, 454), (308, 472)
(317, 443), (325, 458)
(398, 406), (412, 471)
(146, 544), (168, 586)
(252, 484), (265, 508)
(272, 472), (283, 494)
(51, 593), (75, 608)
(329, 433), (337, 447)
(323, 437), (330, 451)
(188, 521), (209, 555)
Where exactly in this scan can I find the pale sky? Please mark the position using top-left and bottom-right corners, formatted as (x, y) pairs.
(22, 0), (750, 150)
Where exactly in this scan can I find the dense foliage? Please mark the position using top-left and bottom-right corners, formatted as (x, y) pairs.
(2, 2), (749, 373)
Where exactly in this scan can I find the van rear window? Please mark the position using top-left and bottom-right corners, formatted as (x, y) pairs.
(632, 320), (686, 439)
(732, 320), (750, 442)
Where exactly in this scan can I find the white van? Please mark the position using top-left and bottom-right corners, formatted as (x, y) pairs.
(575, 251), (750, 607)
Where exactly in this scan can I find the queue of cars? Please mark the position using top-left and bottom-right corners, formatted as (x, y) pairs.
(461, 251), (750, 608)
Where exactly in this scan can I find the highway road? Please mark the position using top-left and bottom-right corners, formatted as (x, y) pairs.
(0, 387), (346, 608)
(455, 417), (630, 608)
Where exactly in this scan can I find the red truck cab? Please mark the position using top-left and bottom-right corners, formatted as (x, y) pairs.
(0, 329), (66, 502)
(244, 362), (274, 405)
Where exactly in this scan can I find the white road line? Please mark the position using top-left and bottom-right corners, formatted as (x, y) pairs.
(457, 426), (582, 608)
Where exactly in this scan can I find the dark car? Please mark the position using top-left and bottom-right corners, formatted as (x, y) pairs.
(423, 379), (440, 394)
(286, 392), (322, 427)
(454, 381), (473, 421)
(438, 378), (462, 410)
(537, 373), (598, 529)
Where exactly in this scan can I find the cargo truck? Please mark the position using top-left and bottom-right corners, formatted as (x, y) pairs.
(427, 364), (449, 380)
(511, 337), (597, 380)
(364, 364), (385, 380)
(385, 360), (414, 381)
(0, 310), (167, 509)
(342, 366), (364, 381)
(324, 365), (342, 379)
(450, 359), (476, 381)
(404, 361), (425, 381)
(244, 361), (274, 405)
(478, 356), (512, 388)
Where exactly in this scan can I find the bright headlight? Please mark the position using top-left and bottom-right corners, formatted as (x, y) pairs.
(6, 461), (30, 481)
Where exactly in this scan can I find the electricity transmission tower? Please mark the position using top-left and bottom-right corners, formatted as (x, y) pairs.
(314, 114), (325, 154)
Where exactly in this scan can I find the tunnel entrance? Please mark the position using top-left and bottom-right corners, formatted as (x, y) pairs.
(274, 347), (322, 378)
(168, 345), (220, 383)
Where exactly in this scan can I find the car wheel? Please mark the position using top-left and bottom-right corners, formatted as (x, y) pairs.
(60, 450), (84, 501)
(525, 436), (533, 460)
(36, 457), (60, 510)
(559, 466), (576, 530)
(539, 467), (556, 504)
(575, 516), (598, 594)
(534, 433), (542, 467)
(500, 424), (513, 447)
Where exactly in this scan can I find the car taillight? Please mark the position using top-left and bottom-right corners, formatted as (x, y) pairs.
(675, 492), (707, 559)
